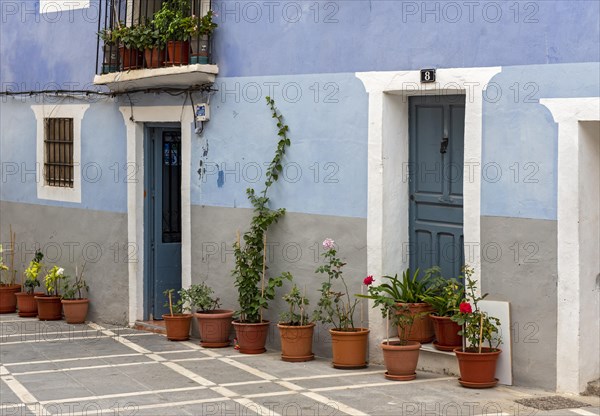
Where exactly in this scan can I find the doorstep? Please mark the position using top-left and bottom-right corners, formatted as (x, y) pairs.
(134, 319), (167, 335)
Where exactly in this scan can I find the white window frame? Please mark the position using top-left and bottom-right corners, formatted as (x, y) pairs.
(31, 104), (89, 203)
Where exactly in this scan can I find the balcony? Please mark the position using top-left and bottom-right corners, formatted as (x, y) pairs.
(93, 0), (218, 92)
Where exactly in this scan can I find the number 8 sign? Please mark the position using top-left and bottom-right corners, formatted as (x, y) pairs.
(420, 69), (436, 83)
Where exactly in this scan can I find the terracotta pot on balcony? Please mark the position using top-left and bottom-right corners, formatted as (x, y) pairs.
(144, 47), (166, 69)
(166, 41), (190, 66)
(119, 46), (143, 70)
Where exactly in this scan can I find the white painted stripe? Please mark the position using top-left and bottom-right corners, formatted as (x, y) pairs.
(0, 335), (113, 345)
(151, 349), (199, 354)
(4, 353), (140, 367)
(221, 380), (271, 387)
(161, 361), (216, 386)
(68, 397), (231, 416)
(210, 386), (239, 398)
(275, 380), (305, 391)
(302, 391), (368, 416)
(170, 357), (215, 363)
(38, 386), (208, 405)
(570, 409), (597, 416)
(146, 353), (166, 362)
(234, 397), (282, 416)
(0, 366), (9, 376)
(474, 413), (509, 416)
(12, 361), (158, 376)
(218, 357), (277, 380)
(310, 376), (456, 392)
(180, 341), (223, 357)
(1, 366), (48, 416)
(244, 391), (297, 399)
(283, 369), (384, 381)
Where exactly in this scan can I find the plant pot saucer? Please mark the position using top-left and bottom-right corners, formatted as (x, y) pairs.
(433, 341), (461, 352)
(384, 371), (416, 381)
(458, 378), (498, 389)
(200, 340), (230, 348)
(281, 353), (314, 363)
(238, 347), (266, 354)
(332, 362), (368, 370)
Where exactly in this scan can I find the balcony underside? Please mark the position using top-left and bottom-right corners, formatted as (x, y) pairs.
(93, 64), (219, 92)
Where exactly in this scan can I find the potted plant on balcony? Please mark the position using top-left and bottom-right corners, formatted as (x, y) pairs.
(61, 264), (89, 324)
(36, 265), (66, 321)
(138, 23), (166, 69)
(278, 283), (315, 362)
(15, 251), (44, 317)
(190, 10), (217, 64)
(98, 28), (120, 73)
(162, 288), (193, 341)
(154, 0), (195, 66)
(314, 238), (369, 369)
(232, 97), (292, 354)
(112, 23), (144, 70)
(422, 273), (464, 351)
(451, 265), (502, 388)
(359, 276), (421, 380)
(0, 234), (21, 314)
(189, 282), (234, 348)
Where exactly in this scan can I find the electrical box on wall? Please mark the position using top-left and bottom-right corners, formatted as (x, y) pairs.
(196, 103), (210, 121)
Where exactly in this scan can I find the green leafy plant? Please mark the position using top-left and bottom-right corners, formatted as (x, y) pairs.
(375, 268), (435, 304)
(62, 264), (89, 300)
(451, 265), (501, 352)
(187, 282), (221, 312)
(163, 288), (191, 315)
(137, 23), (163, 50)
(23, 251), (43, 294)
(232, 97), (292, 323)
(313, 238), (360, 331)
(195, 10), (217, 36)
(279, 284), (311, 326)
(421, 269), (464, 317)
(0, 245), (9, 284)
(153, 0), (195, 43)
(44, 265), (66, 297)
(98, 28), (117, 44)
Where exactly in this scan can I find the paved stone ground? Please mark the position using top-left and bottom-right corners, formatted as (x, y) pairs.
(1, 315), (598, 416)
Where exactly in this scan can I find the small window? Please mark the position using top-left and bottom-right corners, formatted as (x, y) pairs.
(44, 118), (74, 188)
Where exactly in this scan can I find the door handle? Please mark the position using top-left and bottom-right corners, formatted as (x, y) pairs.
(440, 136), (449, 154)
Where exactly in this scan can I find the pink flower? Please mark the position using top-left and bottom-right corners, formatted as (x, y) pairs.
(322, 238), (335, 250)
(363, 275), (374, 286)
(459, 302), (472, 314)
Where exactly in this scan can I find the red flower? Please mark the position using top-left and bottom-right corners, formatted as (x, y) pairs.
(363, 275), (374, 286)
(459, 302), (472, 314)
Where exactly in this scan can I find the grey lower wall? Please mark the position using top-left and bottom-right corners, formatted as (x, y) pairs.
(481, 215), (557, 391)
(191, 205), (367, 359)
(0, 200), (129, 325)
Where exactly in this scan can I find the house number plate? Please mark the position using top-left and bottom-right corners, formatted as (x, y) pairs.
(421, 69), (436, 83)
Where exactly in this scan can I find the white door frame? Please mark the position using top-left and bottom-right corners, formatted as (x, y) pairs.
(541, 97), (600, 394)
(356, 67), (501, 360)
(119, 106), (193, 324)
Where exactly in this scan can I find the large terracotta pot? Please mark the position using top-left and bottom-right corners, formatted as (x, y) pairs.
(329, 327), (370, 369)
(381, 340), (421, 381)
(396, 303), (434, 343)
(15, 292), (43, 317)
(119, 46), (143, 70)
(232, 320), (270, 354)
(144, 47), (166, 69)
(454, 347), (502, 388)
(62, 299), (89, 324)
(166, 41), (190, 66)
(278, 323), (315, 362)
(430, 314), (462, 351)
(162, 314), (193, 341)
(0, 284), (21, 313)
(35, 295), (63, 321)
(195, 309), (234, 348)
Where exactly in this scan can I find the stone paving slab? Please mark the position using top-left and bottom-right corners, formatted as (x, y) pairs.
(1, 314), (599, 416)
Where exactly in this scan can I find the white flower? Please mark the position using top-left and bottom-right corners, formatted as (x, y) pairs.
(57, 267), (64, 276)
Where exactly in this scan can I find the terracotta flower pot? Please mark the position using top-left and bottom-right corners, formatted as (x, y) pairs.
(0, 284), (21, 313)
(329, 327), (370, 369)
(278, 323), (315, 362)
(454, 347), (502, 388)
(195, 309), (234, 348)
(162, 314), (193, 341)
(62, 299), (89, 324)
(396, 303), (435, 343)
(15, 292), (43, 317)
(166, 41), (190, 66)
(35, 295), (63, 321)
(381, 340), (421, 381)
(119, 46), (143, 70)
(232, 320), (270, 354)
(144, 47), (166, 69)
(430, 314), (463, 351)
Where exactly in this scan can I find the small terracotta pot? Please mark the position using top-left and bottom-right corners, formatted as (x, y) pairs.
(15, 292), (43, 317)
(62, 299), (89, 324)
(278, 322), (315, 362)
(381, 340), (421, 381)
(454, 347), (502, 388)
(35, 295), (63, 321)
(0, 284), (21, 313)
(430, 314), (462, 351)
(396, 303), (435, 343)
(329, 327), (370, 369)
(195, 309), (234, 348)
(166, 41), (190, 66)
(144, 47), (166, 69)
(162, 314), (193, 341)
(120, 46), (143, 70)
(232, 320), (270, 354)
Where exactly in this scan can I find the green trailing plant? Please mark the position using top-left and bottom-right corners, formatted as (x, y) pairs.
(187, 282), (221, 312)
(279, 284), (311, 326)
(44, 265), (66, 297)
(62, 263), (89, 300)
(313, 238), (359, 331)
(422, 271), (464, 317)
(23, 251), (43, 294)
(451, 265), (502, 352)
(232, 96), (292, 323)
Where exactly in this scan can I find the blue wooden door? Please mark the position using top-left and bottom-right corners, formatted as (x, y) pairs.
(409, 95), (465, 279)
(145, 128), (182, 319)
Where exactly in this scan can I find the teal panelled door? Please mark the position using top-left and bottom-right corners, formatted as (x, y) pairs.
(409, 95), (465, 279)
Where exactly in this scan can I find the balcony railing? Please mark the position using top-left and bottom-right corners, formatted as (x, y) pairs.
(95, 0), (214, 75)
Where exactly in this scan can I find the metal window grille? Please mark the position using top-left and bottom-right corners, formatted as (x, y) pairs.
(44, 118), (74, 188)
